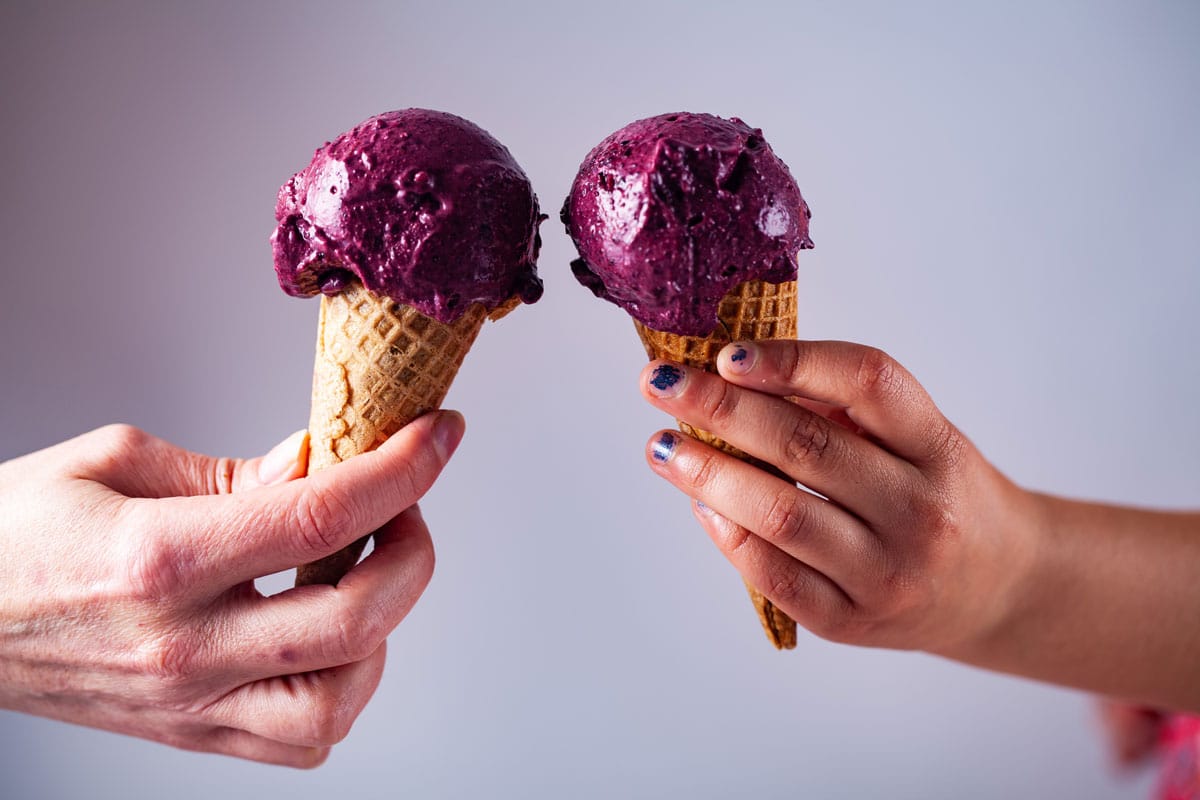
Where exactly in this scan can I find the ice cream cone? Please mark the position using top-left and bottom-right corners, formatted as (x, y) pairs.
(634, 278), (799, 649)
(295, 281), (509, 586)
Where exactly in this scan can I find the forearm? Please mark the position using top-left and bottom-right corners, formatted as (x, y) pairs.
(946, 493), (1200, 711)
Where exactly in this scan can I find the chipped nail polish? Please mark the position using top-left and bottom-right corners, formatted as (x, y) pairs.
(651, 431), (678, 463)
(724, 342), (756, 374)
(648, 363), (685, 395)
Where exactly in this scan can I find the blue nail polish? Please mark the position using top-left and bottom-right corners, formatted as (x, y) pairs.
(695, 500), (713, 515)
(649, 364), (683, 393)
(725, 343), (756, 374)
(651, 431), (677, 463)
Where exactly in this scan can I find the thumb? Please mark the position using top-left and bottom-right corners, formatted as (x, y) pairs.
(239, 429), (309, 489)
(83, 425), (308, 498)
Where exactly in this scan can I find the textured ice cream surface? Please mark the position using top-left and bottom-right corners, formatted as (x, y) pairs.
(272, 109), (544, 323)
(561, 112), (812, 336)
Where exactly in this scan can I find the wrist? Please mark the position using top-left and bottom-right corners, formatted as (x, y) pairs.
(933, 477), (1052, 667)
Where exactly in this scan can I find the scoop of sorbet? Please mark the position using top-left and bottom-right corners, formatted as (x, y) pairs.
(561, 112), (811, 336)
(272, 109), (544, 323)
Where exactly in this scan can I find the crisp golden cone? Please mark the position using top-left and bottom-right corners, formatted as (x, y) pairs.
(634, 278), (799, 649)
(295, 281), (507, 586)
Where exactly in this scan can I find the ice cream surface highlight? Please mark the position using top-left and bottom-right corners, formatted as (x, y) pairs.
(561, 112), (811, 337)
(562, 112), (811, 648)
(273, 108), (544, 321)
(272, 109), (542, 586)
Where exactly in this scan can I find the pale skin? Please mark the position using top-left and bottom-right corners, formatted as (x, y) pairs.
(640, 340), (1200, 715)
(0, 410), (465, 767)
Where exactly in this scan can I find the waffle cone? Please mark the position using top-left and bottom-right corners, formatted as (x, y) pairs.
(634, 278), (799, 650)
(295, 282), (496, 585)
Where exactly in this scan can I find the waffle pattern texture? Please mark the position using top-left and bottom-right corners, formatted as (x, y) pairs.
(295, 282), (488, 586)
(635, 278), (800, 649)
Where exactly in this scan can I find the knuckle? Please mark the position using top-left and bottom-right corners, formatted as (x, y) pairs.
(916, 496), (961, 547)
(387, 457), (425, 506)
(88, 423), (151, 473)
(699, 378), (740, 428)
(797, 589), (868, 644)
(783, 412), (832, 465)
(406, 535), (436, 598)
(879, 565), (924, 612)
(686, 449), (724, 493)
(137, 630), (201, 690)
(891, 494), (961, 575)
(854, 347), (902, 402)
(293, 486), (354, 557)
(926, 420), (969, 471)
(758, 489), (809, 549)
(122, 521), (189, 601)
(764, 576), (799, 610)
(777, 342), (805, 385)
(763, 564), (805, 608)
(326, 606), (375, 664)
(721, 523), (755, 556)
(93, 422), (148, 453)
(860, 566), (934, 644)
(306, 693), (355, 746)
(208, 456), (238, 495)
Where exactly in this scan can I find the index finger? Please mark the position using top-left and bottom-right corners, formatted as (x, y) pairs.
(135, 410), (463, 593)
(716, 340), (967, 469)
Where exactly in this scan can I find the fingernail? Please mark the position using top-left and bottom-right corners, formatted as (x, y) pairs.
(258, 429), (308, 485)
(723, 342), (757, 375)
(695, 499), (715, 516)
(647, 363), (686, 397)
(651, 431), (678, 463)
(433, 411), (466, 462)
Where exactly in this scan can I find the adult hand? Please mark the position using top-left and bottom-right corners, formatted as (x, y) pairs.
(0, 411), (463, 766)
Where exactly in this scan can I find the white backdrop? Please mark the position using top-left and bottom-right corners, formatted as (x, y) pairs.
(2, 2), (1197, 798)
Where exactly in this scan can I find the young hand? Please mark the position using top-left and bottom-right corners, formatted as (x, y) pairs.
(640, 339), (1200, 712)
(639, 340), (1033, 656)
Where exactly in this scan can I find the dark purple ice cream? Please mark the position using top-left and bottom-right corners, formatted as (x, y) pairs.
(272, 109), (543, 323)
(561, 112), (812, 336)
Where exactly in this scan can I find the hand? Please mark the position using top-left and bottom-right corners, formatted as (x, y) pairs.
(639, 339), (1038, 655)
(639, 340), (1200, 710)
(0, 412), (464, 766)
(1096, 699), (1164, 769)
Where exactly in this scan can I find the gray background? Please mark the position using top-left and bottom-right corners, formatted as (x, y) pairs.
(2, 1), (1197, 798)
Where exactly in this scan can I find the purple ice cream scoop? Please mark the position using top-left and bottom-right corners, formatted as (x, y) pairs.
(272, 109), (543, 323)
(561, 112), (812, 336)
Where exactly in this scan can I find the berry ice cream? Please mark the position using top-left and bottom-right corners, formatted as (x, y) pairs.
(273, 108), (543, 322)
(561, 112), (811, 337)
